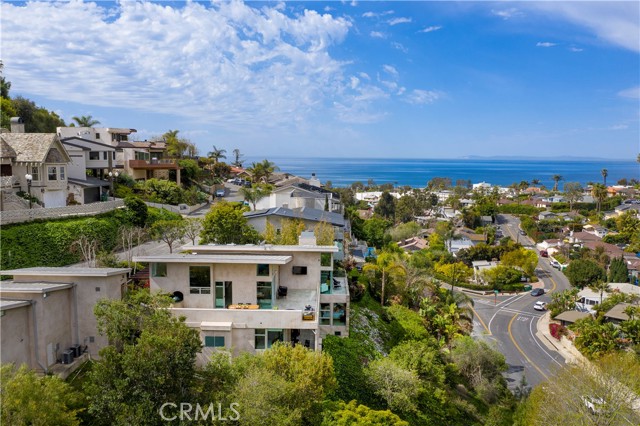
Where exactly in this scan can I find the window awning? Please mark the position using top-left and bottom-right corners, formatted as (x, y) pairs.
(200, 321), (233, 331)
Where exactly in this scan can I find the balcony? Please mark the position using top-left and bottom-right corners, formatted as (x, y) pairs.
(128, 159), (179, 170)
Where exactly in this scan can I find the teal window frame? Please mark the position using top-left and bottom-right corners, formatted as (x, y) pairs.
(151, 262), (167, 277)
(215, 281), (232, 308)
(204, 336), (225, 347)
(189, 266), (211, 294)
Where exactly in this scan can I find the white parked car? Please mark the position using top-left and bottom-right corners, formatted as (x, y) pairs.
(534, 301), (547, 311)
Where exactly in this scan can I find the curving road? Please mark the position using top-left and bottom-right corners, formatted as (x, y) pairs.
(468, 214), (571, 390)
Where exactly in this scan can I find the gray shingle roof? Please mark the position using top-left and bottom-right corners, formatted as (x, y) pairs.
(0, 133), (70, 163)
(0, 137), (16, 158)
(244, 206), (345, 227)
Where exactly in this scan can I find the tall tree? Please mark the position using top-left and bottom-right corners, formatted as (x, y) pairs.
(150, 219), (186, 254)
(72, 115), (100, 127)
(11, 96), (66, 132)
(163, 129), (191, 158)
(375, 191), (396, 221)
(563, 182), (584, 211)
(601, 168), (608, 186)
(608, 256), (629, 283)
(232, 148), (244, 167)
(552, 174), (563, 192)
(85, 290), (202, 425)
(591, 183), (608, 213)
(207, 145), (227, 163)
(200, 201), (261, 244)
(564, 258), (606, 288)
(363, 251), (406, 305)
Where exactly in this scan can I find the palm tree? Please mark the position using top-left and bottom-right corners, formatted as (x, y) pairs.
(601, 168), (608, 186)
(552, 175), (563, 192)
(247, 159), (279, 183)
(531, 179), (540, 187)
(232, 148), (244, 167)
(363, 251), (405, 306)
(207, 146), (227, 164)
(164, 130), (185, 158)
(589, 280), (610, 306)
(591, 183), (608, 213)
(239, 184), (272, 210)
(72, 115), (100, 127)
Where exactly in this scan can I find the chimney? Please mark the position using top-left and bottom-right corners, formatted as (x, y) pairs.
(298, 231), (316, 246)
(10, 117), (25, 133)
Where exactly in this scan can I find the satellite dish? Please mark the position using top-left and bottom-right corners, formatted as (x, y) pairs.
(171, 291), (184, 303)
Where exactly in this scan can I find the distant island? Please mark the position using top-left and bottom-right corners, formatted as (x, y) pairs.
(459, 155), (633, 162)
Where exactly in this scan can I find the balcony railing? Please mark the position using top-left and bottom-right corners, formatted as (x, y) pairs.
(0, 176), (16, 188)
(128, 159), (179, 169)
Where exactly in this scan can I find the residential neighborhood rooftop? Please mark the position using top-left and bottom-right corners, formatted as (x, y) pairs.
(0, 267), (131, 277)
(0, 281), (74, 293)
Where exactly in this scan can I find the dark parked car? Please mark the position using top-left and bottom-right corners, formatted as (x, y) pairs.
(530, 288), (545, 297)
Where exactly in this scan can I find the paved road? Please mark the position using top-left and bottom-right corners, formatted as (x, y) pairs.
(469, 214), (572, 390)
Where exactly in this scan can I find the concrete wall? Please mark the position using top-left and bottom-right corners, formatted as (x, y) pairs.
(1, 304), (33, 367)
(11, 273), (127, 357)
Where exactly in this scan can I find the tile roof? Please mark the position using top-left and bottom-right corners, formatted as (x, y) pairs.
(0, 137), (16, 158)
(0, 133), (69, 163)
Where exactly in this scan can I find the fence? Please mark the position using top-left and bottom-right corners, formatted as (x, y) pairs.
(143, 201), (209, 215)
(0, 199), (125, 225)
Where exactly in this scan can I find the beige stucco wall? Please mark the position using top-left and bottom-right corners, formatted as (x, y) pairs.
(3, 290), (73, 369)
(1, 305), (33, 368)
(12, 273), (127, 357)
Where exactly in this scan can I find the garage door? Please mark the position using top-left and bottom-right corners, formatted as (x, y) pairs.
(43, 190), (66, 208)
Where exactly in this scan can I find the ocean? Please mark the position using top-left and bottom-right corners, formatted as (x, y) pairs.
(245, 157), (640, 189)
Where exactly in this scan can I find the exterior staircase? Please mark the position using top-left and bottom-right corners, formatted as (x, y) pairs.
(0, 190), (41, 211)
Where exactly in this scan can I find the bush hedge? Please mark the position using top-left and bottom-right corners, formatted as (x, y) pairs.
(0, 206), (182, 270)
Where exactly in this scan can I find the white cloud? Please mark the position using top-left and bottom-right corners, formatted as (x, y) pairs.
(536, 42), (557, 47)
(382, 65), (399, 77)
(358, 72), (371, 80)
(491, 8), (523, 20)
(362, 10), (394, 19)
(388, 17), (411, 26)
(370, 31), (386, 39)
(405, 89), (441, 105)
(569, 47), (584, 52)
(610, 124), (628, 130)
(618, 86), (640, 99)
(391, 42), (408, 53)
(526, 2), (640, 52)
(0, 1), (365, 129)
(350, 76), (360, 89)
(419, 25), (442, 33)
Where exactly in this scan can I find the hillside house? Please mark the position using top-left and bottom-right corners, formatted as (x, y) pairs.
(133, 236), (348, 357)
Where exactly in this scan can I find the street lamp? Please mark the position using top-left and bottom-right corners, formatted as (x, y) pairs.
(25, 173), (32, 209)
(108, 170), (119, 198)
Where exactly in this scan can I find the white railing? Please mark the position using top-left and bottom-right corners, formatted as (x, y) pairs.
(0, 199), (125, 225)
(0, 176), (16, 188)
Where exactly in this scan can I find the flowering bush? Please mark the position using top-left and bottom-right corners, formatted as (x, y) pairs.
(549, 323), (565, 340)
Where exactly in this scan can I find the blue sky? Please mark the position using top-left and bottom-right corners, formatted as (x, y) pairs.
(2, 1), (639, 160)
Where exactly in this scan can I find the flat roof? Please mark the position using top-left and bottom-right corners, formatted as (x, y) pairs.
(604, 303), (632, 321)
(0, 281), (73, 293)
(133, 254), (293, 265)
(0, 267), (130, 277)
(0, 299), (31, 311)
(181, 244), (338, 253)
